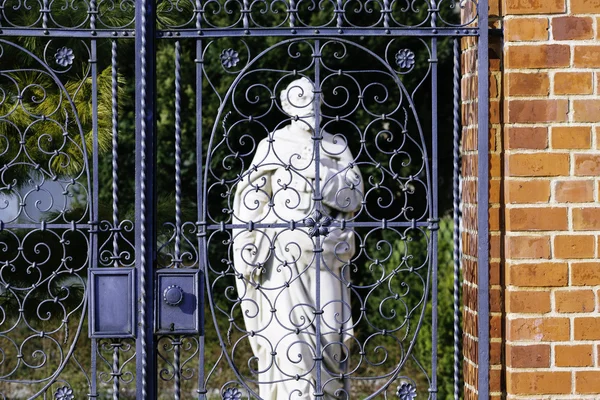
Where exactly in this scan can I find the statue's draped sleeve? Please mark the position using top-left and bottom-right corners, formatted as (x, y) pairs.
(320, 145), (363, 214)
(232, 140), (277, 277)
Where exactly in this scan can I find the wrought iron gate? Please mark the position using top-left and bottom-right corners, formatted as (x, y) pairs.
(0, 0), (489, 398)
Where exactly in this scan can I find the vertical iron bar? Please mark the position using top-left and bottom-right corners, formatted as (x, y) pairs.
(89, 0), (96, 31)
(174, 40), (182, 267)
(477, 1), (490, 398)
(174, 338), (181, 400)
(111, 40), (120, 267)
(135, 0), (157, 396)
(383, 0), (390, 28)
(313, 39), (322, 398)
(195, 0), (203, 27)
(41, 0), (48, 29)
(452, 37), (461, 400)
(336, 0), (343, 28)
(112, 344), (120, 400)
(242, 0), (249, 29)
(289, 0), (296, 28)
(195, 36), (207, 400)
(430, 3), (439, 399)
(89, 34), (99, 400)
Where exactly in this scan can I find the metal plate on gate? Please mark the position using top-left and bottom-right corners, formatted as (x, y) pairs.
(89, 268), (136, 338)
(155, 269), (200, 334)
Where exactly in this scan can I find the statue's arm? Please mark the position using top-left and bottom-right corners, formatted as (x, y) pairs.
(320, 148), (364, 213)
(235, 169), (273, 224)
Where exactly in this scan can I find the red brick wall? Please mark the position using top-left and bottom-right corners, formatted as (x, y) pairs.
(461, 1), (503, 397)
(462, 0), (600, 397)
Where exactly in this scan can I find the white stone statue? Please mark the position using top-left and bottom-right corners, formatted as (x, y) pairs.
(232, 77), (363, 399)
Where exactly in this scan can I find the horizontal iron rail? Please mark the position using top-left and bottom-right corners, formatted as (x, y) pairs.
(0, 223), (93, 230)
(158, 27), (481, 38)
(202, 220), (434, 231)
(0, 27), (481, 38)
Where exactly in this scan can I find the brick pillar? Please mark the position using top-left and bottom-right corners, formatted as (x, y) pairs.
(460, 1), (503, 398)
(503, 0), (600, 397)
(462, 0), (600, 398)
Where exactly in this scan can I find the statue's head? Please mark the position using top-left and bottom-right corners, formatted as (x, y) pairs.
(280, 77), (318, 131)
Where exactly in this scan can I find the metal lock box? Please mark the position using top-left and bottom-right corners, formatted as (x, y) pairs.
(155, 269), (201, 334)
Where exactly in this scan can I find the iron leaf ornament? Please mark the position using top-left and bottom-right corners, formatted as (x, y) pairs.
(54, 47), (75, 67)
(304, 210), (333, 237)
(396, 382), (418, 400)
(55, 386), (74, 400)
(220, 49), (240, 68)
(222, 387), (243, 400)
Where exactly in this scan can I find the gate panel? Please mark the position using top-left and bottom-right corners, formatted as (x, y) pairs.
(199, 36), (433, 399)
(0, 38), (92, 397)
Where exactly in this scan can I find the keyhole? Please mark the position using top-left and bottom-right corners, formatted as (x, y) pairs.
(170, 323), (175, 332)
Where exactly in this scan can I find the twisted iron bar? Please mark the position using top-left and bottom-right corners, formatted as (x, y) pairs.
(452, 37), (461, 400)
(112, 343), (120, 400)
(139, 0), (149, 394)
(174, 338), (181, 400)
(112, 40), (120, 268)
(174, 40), (182, 267)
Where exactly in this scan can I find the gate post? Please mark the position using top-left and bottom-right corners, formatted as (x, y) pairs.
(135, 0), (158, 396)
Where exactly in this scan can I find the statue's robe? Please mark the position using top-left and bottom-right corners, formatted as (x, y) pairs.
(232, 124), (363, 399)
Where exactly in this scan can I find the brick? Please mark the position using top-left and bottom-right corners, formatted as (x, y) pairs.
(508, 317), (570, 341)
(555, 289), (595, 313)
(571, 0), (600, 13)
(490, 341), (501, 365)
(507, 153), (569, 177)
(507, 99), (568, 123)
(573, 208), (600, 230)
(506, 235), (550, 259)
(490, 179), (501, 203)
(554, 72), (593, 95)
(506, 72), (550, 96)
(505, 127), (548, 150)
(507, 207), (568, 231)
(505, 17), (549, 41)
(555, 345), (593, 367)
(506, 180), (550, 203)
(489, 73), (499, 99)
(555, 180), (594, 203)
(491, 287), (502, 313)
(573, 100), (600, 123)
(507, 290), (551, 313)
(574, 46), (600, 68)
(575, 154), (600, 176)
(552, 126), (591, 149)
(490, 100), (500, 124)
(508, 262), (568, 287)
(507, 371), (571, 394)
(506, 45), (570, 69)
(571, 262), (600, 286)
(507, 344), (550, 368)
(552, 16), (594, 40)
(505, 0), (565, 14)
(576, 371), (600, 394)
(554, 235), (595, 259)
(574, 317), (600, 340)
(490, 314), (502, 338)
